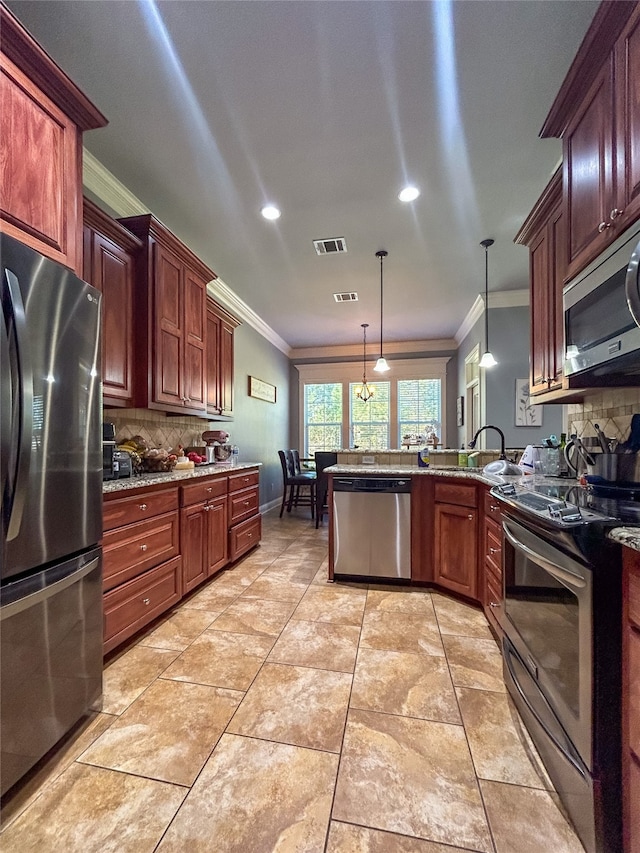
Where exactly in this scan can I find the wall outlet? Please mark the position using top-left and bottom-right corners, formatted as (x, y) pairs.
(362, 455), (376, 464)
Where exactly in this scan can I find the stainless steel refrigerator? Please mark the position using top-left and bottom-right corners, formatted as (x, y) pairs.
(1, 233), (103, 796)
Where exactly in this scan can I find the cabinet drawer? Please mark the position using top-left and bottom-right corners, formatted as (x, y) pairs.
(228, 486), (259, 524)
(484, 490), (502, 520)
(103, 557), (182, 654)
(102, 511), (179, 591)
(629, 565), (640, 630)
(435, 481), (477, 508)
(486, 571), (502, 608)
(485, 525), (502, 575)
(228, 469), (259, 493)
(103, 488), (178, 531)
(229, 513), (262, 562)
(181, 476), (227, 507)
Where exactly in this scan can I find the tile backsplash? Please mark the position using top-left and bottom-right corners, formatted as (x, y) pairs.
(567, 388), (640, 443)
(103, 409), (210, 451)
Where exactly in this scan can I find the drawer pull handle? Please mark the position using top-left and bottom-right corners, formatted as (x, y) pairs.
(467, 514), (473, 520)
(598, 220), (611, 233)
(140, 544), (148, 551)
(143, 597), (151, 605)
(490, 504), (498, 512)
(139, 504), (147, 510)
(207, 487), (212, 493)
(243, 500), (250, 506)
(489, 547), (498, 555)
(489, 601), (500, 608)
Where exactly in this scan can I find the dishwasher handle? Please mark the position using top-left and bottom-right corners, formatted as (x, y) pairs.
(332, 477), (411, 493)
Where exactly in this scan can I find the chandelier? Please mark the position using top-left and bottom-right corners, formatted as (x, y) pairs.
(355, 323), (375, 402)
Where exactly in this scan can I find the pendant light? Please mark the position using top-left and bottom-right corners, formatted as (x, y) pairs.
(479, 238), (497, 368)
(355, 323), (375, 402)
(373, 250), (390, 373)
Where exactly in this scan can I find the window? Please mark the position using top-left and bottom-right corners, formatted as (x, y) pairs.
(350, 381), (390, 449)
(298, 358), (449, 454)
(397, 379), (441, 444)
(304, 383), (342, 456)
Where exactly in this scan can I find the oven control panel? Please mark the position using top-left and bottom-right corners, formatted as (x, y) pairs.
(490, 484), (616, 526)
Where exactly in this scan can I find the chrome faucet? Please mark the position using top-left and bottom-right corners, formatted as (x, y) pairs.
(469, 424), (508, 459)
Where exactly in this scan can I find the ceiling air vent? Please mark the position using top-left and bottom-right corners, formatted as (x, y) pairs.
(333, 292), (358, 303)
(313, 237), (347, 255)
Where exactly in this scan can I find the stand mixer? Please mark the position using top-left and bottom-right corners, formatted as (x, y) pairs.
(202, 430), (232, 463)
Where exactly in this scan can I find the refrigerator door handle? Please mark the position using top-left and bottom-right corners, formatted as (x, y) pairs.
(3, 269), (33, 541)
(0, 554), (100, 620)
(0, 288), (12, 509)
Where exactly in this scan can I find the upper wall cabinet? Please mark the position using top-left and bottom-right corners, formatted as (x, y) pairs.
(207, 298), (240, 419)
(515, 170), (570, 399)
(541, 2), (640, 282)
(83, 199), (142, 407)
(0, 4), (107, 275)
(118, 214), (216, 418)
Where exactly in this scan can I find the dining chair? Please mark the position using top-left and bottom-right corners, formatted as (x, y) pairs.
(278, 450), (316, 518)
(314, 451), (337, 528)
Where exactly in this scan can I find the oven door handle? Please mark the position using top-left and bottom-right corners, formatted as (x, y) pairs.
(502, 521), (587, 590)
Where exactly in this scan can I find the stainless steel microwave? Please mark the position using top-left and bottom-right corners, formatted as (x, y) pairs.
(563, 219), (640, 384)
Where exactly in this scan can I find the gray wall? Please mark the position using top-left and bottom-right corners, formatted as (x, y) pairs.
(457, 305), (563, 449)
(226, 323), (290, 509)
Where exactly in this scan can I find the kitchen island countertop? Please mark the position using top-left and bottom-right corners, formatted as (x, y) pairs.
(103, 462), (261, 494)
(608, 527), (640, 552)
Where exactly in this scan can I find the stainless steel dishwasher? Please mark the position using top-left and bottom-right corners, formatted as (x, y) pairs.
(332, 477), (411, 578)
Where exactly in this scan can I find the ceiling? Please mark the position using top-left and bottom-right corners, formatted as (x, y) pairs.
(8, 0), (599, 353)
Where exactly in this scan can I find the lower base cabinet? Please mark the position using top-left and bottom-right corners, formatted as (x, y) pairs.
(433, 480), (478, 598)
(103, 557), (182, 655)
(623, 547), (640, 853)
(482, 487), (503, 636)
(103, 467), (260, 655)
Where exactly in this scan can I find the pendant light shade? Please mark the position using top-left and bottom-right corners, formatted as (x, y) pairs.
(479, 238), (497, 369)
(355, 323), (375, 402)
(373, 250), (390, 373)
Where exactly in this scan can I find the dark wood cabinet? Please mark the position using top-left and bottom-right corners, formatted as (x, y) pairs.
(516, 170), (572, 401)
(102, 485), (182, 654)
(117, 214), (215, 417)
(623, 546), (640, 853)
(180, 477), (229, 594)
(82, 199), (141, 407)
(0, 5), (107, 275)
(563, 57), (615, 280)
(207, 298), (240, 418)
(433, 480), (478, 599)
(541, 2), (640, 282)
(481, 487), (503, 637)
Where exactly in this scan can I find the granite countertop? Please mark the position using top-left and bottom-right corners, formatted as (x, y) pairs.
(103, 462), (261, 494)
(326, 463), (526, 488)
(608, 527), (640, 552)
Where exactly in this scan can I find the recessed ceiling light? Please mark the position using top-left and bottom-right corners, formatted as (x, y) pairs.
(398, 186), (420, 202)
(261, 205), (281, 220)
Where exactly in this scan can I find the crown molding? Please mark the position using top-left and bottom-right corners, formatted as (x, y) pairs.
(83, 149), (149, 215)
(455, 289), (529, 345)
(82, 147), (290, 355)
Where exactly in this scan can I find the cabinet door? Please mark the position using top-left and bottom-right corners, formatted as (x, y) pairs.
(219, 318), (235, 417)
(180, 503), (208, 594)
(529, 228), (551, 395)
(206, 496), (228, 576)
(549, 204), (566, 391)
(0, 53), (81, 274)
(183, 267), (207, 413)
(153, 243), (184, 407)
(616, 4), (640, 233)
(434, 504), (478, 598)
(91, 231), (135, 404)
(564, 57), (616, 280)
(206, 305), (221, 414)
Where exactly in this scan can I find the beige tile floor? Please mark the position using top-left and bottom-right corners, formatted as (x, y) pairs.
(0, 510), (586, 852)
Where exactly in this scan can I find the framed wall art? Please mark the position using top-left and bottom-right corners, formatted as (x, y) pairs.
(248, 375), (277, 403)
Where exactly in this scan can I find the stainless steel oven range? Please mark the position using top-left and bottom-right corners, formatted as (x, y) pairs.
(489, 481), (634, 853)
